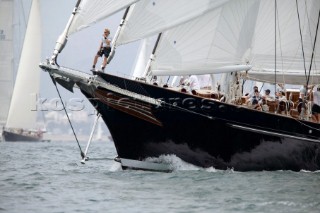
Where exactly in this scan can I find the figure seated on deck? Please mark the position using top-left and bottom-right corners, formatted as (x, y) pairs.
(247, 88), (262, 105)
(262, 89), (275, 102)
(179, 75), (200, 94)
(242, 86), (256, 103)
(260, 98), (269, 112)
(250, 99), (262, 111)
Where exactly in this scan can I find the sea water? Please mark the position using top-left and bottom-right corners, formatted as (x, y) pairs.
(1, 140), (320, 213)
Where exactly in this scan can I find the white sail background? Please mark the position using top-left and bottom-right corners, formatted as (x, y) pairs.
(249, 0), (320, 84)
(0, 0), (14, 129)
(68, 0), (141, 35)
(131, 37), (153, 79)
(151, 0), (260, 76)
(116, 0), (230, 46)
(150, 0), (320, 84)
(6, 0), (41, 129)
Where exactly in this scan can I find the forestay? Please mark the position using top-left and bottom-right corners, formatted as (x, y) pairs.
(68, 0), (141, 35)
(149, 0), (320, 85)
(115, 0), (230, 46)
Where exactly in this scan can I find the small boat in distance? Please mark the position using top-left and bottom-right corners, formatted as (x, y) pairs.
(41, 0), (320, 171)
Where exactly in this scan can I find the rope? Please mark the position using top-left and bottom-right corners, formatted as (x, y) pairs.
(295, 0), (308, 81)
(294, 118), (320, 132)
(275, 0), (277, 93)
(306, 7), (320, 88)
(50, 75), (85, 158)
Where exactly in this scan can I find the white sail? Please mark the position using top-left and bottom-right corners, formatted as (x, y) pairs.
(115, 0), (230, 46)
(150, 0), (320, 84)
(245, 69), (320, 85)
(0, 0), (14, 129)
(249, 0), (320, 84)
(68, 0), (140, 35)
(131, 37), (153, 79)
(150, 0), (260, 76)
(6, 0), (41, 129)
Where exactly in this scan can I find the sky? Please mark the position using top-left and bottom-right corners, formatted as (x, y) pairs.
(19, 0), (140, 99)
(16, 0), (141, 115)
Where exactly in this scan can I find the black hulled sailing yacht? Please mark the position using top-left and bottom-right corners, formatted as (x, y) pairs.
(40, 0), (320, 171)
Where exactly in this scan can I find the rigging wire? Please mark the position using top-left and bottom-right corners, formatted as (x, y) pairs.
(306, 7), (320, 89)
(275, 1), (286, 85)
(274, 0), (277, 95)
(304, 0), (318, 78)
(295, 0), (308, 82)
(49, 75), (85, 159)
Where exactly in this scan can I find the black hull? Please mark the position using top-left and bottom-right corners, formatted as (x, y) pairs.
(2, 130), (42, 142)
(80, 72), (320, 171)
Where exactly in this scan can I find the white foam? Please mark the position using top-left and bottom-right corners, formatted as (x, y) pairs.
(145, 154), (215, 172)
(109, 161), (122, 172)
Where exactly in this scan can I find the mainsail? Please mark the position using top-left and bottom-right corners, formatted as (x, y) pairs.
(148, 0), (320, 84)
(249, 0), (320, 84)
(6, 0), (41, 130)
(0, 0), (14, 130)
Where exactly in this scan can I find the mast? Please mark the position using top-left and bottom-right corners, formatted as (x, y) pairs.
(142, 32), (162, 80)
(107, 7), (131, 64)
(50, 0), (82, 65)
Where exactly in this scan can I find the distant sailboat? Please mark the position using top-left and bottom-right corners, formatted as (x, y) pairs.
(2, 0), (44, 142)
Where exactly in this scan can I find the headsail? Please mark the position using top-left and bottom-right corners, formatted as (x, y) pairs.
(6, 0), (41, 130)
(115, 0), (230, 46)
(150, 0), (260, 76)
(68, 0), (141, 35)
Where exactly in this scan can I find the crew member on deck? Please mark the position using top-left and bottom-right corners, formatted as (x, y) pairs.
(299, 84), (313, 102)
(179, 75), (200, 94)
(312, 84), (320, 123)
(91, 28), (112, 72)
(262, 89), (275, 102)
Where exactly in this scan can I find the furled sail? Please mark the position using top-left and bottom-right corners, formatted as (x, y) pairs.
(150, 0), (260, 76)
(115, 0), (230, 46)
(6, 0), (41, 129)
(149, 0), (320, 85)
(0, 0), (14, 129)
(68, 0), (141, 35)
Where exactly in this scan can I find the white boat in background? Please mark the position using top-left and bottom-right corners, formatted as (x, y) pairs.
(2, 0), (45, 142)
(0, 0), (15, 140)
(41, 0), (320, 171)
